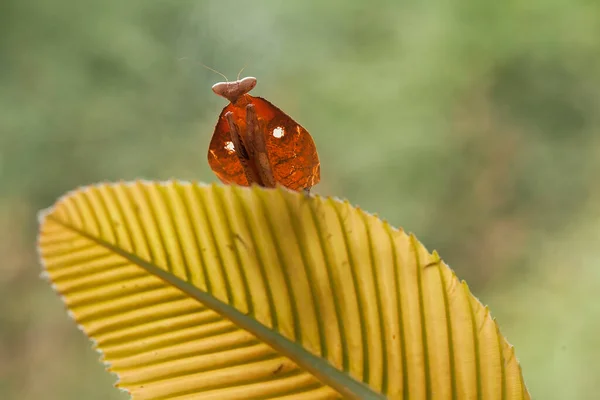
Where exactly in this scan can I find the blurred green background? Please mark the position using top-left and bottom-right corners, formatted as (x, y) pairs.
(2, 0), (600, 399)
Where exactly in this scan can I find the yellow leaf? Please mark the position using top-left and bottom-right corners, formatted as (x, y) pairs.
(38, 181), (530, 399)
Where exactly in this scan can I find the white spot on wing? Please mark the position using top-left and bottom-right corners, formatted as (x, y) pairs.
(224, 141), (235, 153)
(273, 126), (285, 138)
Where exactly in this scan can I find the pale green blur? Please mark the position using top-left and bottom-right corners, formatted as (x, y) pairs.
(1, 1), (599, 399)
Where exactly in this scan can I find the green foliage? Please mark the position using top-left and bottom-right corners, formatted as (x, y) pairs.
(1, 0), (600, 399)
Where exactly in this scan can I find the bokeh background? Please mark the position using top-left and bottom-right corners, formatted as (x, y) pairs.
(2, 0), (600, 399)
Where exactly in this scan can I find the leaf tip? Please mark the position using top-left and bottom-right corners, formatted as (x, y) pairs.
(37, 204), (53, 226)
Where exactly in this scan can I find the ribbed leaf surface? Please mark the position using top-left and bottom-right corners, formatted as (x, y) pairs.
(37, 181), (530, 399)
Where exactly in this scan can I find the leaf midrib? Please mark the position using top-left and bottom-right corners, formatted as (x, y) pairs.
(47, 214), (386, 400)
